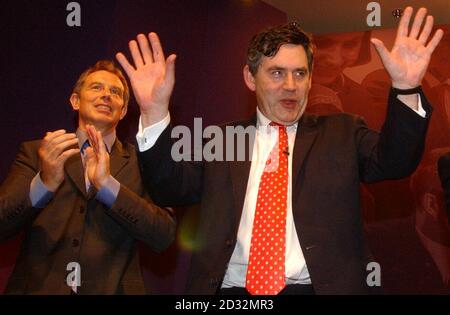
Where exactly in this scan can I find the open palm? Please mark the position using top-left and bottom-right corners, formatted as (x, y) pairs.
(116, 33), (176, 125)
(371, 7), (443, 89)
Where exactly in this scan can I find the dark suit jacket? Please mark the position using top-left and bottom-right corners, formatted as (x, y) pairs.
(438, 151), (450, 224)
(0, 138), (176, 294)
(138, 90), (431, 294)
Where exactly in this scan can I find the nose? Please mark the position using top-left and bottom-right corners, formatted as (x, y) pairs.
(101, 88), (112, 101)
(283, 73), (296, 92)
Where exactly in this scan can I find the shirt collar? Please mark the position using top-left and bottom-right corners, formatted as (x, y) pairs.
(256, 107), (298, 132)
(76, 128), (116, 154)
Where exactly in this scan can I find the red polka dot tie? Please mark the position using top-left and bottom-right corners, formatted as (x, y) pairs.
(246, 122), (288, 295)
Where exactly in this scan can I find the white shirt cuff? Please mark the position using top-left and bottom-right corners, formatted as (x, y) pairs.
(136, 113), (171, 152)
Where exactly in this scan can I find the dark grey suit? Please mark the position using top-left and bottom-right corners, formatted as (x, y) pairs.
(138, 90), (431, 294)
(0, 139), (176, 294)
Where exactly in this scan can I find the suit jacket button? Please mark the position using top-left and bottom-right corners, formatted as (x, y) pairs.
(225, 239), (234, 247)
(72, 239), (80, 247)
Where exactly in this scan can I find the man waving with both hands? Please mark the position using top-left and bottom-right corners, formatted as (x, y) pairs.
(116, 7), (444, 294)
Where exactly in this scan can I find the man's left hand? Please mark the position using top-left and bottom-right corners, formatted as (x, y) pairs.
(371, 7), (443, 100)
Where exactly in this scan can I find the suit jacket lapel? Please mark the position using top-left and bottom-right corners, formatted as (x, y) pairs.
(228, 116), (256, 228)
(65, 154), (87, 197)
(292, 115), (319, 204)
(109, 139), (130, 178)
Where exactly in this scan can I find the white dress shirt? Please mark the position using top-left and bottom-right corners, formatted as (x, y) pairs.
(135, 95), (427, 289)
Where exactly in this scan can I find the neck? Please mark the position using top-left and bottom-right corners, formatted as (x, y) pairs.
(78, 121), (116, 137)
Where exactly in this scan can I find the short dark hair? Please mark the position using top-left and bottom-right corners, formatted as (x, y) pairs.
(72, 60), (130, 107)
(247, 21), (314, 75)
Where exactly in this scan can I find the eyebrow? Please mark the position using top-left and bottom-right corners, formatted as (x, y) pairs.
(267, 66), (309, 72)
(88, 81), (123, 92)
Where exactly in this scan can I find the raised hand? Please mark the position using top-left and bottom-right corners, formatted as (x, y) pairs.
(371, 7), (443, 90)
(116, 33), (176, 128)
(38, 130), (79, 192)
(84, 125), (110, 190)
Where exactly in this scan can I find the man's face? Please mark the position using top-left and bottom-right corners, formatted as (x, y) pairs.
(70, 70), (127, 134)
(244, 44), (312, 125)
(313, 33), (365, 86)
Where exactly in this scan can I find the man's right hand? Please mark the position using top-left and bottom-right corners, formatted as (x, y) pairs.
(38, 130), (79, 192)
(116, 32), (176, 128)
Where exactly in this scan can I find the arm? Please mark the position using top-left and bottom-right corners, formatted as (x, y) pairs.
(138, 124), (204, 207)
(85, 125), (176, 250)
(356, 7), (443, 182)
(105, 184), (176, 252)
(116, 33), (203, 206)
(0, 142), (39, 240)
(0, 132), (79, 240)
(357, 88), (431, 182)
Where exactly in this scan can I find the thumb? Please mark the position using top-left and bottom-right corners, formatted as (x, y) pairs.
(166, 54), (177, 85)
(370, 38), (390, 64)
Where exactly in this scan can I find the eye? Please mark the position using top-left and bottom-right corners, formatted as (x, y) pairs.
(271, 70), (283, 78)
(91, 84), (102, 91)
(110, 87), (122, 96)
(294, 70), (307, 78)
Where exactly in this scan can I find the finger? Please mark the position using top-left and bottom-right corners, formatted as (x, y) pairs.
(86, 124), (98, 147)
(84, 147), (95, 162)
(426, 28), (444, 54)
(166, 54), (177, 87)
(51, 138), (79, 157)
(396, 7), (413, 40)
(87, 128), (99, 154)
(129, 40), (144, 68)
(149, 32), (166, 63)
(58, 148), (80, 164)
(409, 7), (427, 39)
(116, 52), (136, 76)
(43, 129), (67, 144)
(86, 125), (97, 145)
(137, 33), (154, 64)
(50, 133), (77, 146)
(371, 38), (390, 64)
(418, 15), (434, 44)
(96, 131), (107, 157)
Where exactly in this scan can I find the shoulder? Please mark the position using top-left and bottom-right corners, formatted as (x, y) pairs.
(304, 112), (366, 128)
(115, 140), (138, 158)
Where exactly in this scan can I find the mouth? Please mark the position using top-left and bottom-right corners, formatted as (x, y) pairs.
(95, 104), (112, 114)
(279, 99), (298, 110)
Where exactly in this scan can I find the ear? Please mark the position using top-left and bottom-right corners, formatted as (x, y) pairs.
(70, 93), (80, 111)
(422, 193), (439, 220)
(243, 65), (256, 92)
(119, 104), (128, 120)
